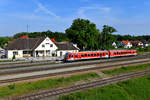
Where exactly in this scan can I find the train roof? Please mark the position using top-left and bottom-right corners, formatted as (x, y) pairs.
(109, 49), (136, 51)
(78, 50), (108, 53)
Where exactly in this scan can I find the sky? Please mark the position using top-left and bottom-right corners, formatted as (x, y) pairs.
(0, 0), (150, 36)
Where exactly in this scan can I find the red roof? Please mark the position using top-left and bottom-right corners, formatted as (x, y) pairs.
(122, 41), (130, 45)
(50, 38), (56, 43)
(8, 41), (14, 44)
(21, 35), (29, 39)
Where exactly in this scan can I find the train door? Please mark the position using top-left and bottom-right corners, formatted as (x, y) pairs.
(70, 54), (74, 61)
(105, 52), (109, 58)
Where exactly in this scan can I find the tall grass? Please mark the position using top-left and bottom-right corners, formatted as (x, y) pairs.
(102, 63), (150, 75)
(59, 74), (150, 100)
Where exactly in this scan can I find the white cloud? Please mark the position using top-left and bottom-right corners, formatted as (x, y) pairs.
(33, 0), (59, 18)
(78, 6), (111, 18)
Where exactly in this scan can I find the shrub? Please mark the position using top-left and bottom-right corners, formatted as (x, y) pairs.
(8, 84), (15, 90)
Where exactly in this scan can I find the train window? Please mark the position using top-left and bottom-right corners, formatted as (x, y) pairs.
(81, 54), (84, 57)
(75, 54), (78, 57)
(91, 54), (93, 56)
(85, 54), (87, 57)
(88, 54), (90, 56)
(100, 53), (102, 56)
(97, 53), (99, 56)
(106, 53), (108, 55)
(114, 52), (116, 55)
(94, 53), (96, 56)
(103, 53), (105, 55)
(71, 55), (73, 58)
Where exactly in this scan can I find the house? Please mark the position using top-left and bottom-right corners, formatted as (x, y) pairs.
(55, 42), (79, 57)
(112, 42), (117, 48)
(131, 41), (143, 47)
(121, 41), (132, 48)
(5, 37), (79, 59)
(142, 41), (150, 47)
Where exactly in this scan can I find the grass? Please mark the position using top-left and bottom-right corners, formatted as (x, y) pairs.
(59, 74), (150, 100)
(0, 72), (100, 98)
(102, 63), (150, 75)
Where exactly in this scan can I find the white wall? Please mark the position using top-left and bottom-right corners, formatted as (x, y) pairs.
(57, 50), (79, 57)
(124, 43), (132, 48)
(7, 50), (23, 59)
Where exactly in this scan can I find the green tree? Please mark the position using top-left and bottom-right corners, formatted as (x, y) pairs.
(0, 37), (13, 48)
(66, 18), (100, 50)
(100, 25), (117, 50)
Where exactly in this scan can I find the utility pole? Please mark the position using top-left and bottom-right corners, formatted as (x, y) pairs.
(27, 24), (29, 32)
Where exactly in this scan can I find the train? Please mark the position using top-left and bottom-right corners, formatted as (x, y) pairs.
(64, 49), (137, 62)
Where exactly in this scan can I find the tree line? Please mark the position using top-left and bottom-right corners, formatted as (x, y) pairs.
(0, 18), (150, 50)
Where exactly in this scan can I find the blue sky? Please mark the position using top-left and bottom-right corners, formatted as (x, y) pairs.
(0, 0), (150, 36)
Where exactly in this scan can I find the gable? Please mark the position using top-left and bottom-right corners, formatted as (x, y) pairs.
(35, 37), (58, 51)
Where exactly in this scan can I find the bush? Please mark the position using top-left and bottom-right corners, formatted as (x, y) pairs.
(8, 84), (15, 90)
(12, 55), (16, 60)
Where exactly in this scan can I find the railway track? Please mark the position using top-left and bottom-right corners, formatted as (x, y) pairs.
(0, 55), (150, 75)
(12, 69), (150, 100)
(0, 58), (149, 85)
(0, 55), (148, 69)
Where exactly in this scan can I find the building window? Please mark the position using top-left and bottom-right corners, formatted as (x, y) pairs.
(42, 44), (45, 48)
(23, 51), (31, 54)
(13, 51), (18, 55)
(46, 43), (49, 45)
(50, 44), (53, 47)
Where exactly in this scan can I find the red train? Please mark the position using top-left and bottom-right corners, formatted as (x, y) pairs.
(64, 49), (137, 62)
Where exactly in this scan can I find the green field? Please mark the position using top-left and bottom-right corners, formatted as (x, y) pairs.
(59, 74), (150, 100)
(0, 73), (100, 98)
(102, 63), (150, 75)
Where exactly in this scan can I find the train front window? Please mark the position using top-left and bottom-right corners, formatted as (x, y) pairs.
(69, 55), (71, 58)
